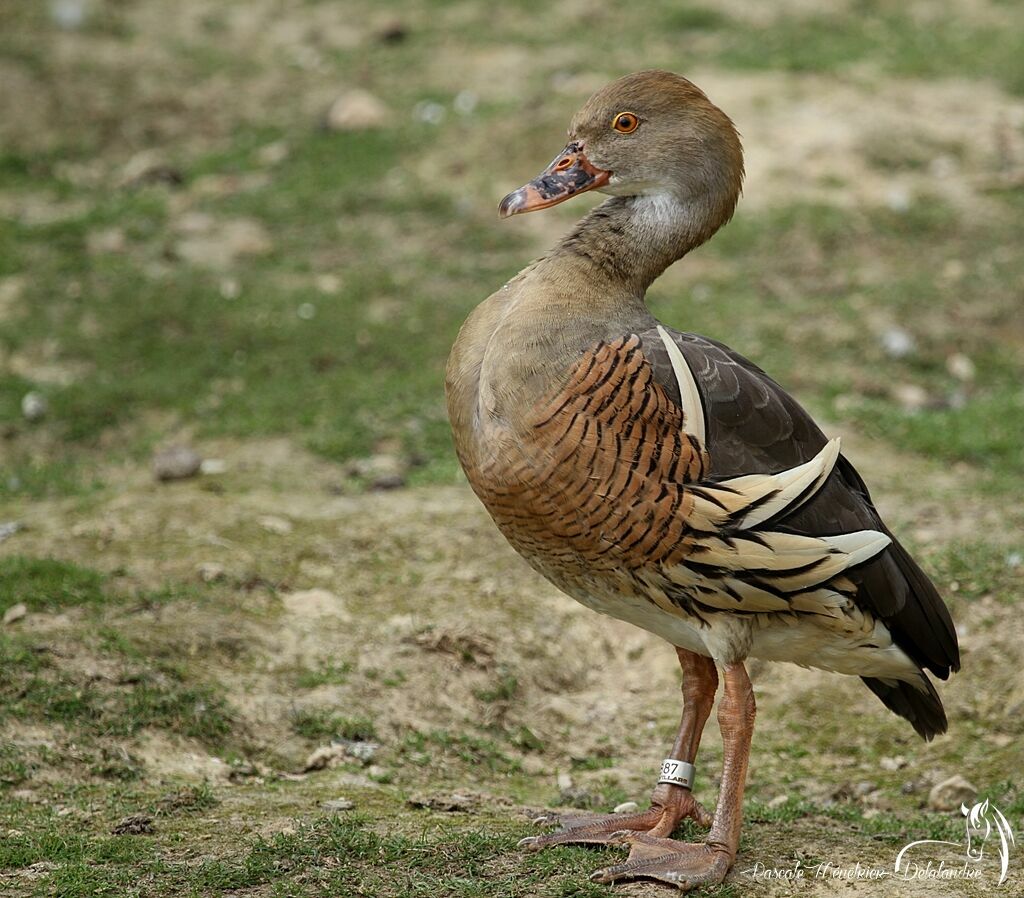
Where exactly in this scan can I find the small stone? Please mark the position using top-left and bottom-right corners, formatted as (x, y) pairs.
(315, 274), (341, 294)
(407, 792), (478, 812)
(892, 383), (929, 412)
(50, 0), (88, 30)
(613, 801), (639, 814)
(200, 458), (227, 475)
(556, 772), (573, 791)
(885, 186), (911, 213)
(3, 603), (28, 626)
(111, 814), (154, 835)
(21, 392), (48, 422)
(453, 90), (478, 116)
(853, 781), (876, 797)
(928, 775), (977, 812)
(413, 100), (446, 126)
(346, 741), (379, 764)
(767, 794), (790, 809)
(369, 473), (406, 491)
(880, 327), (915, 359)
(325, 90), (389, 131)
(0, 521), (22, 543)
(257, 141), (290, 166)
(946, 353), (975, 382)
(258, 515), (293, 535)
(880, 755), (907, 771)
(321, 798), (355, 812)
(346, 454), (407, 491)
(196, 562), (226, 583)
(153, 446), (202, 482)
(366, 764), (390, 781)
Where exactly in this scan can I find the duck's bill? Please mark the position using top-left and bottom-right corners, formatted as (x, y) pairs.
(498, 142), (611, 218)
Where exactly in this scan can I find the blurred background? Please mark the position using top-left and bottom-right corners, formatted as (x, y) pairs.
(1, 1), (1023, 895)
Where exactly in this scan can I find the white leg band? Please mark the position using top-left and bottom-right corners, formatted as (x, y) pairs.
(658, 758), (695, 789)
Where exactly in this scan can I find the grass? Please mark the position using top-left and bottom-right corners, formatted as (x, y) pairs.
(0, 631), (236, 745)
(0, 556), (107, 614)
(290, 710), (377, 743)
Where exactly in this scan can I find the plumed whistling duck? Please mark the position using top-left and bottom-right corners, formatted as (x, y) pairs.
(445, 71), (960, 890)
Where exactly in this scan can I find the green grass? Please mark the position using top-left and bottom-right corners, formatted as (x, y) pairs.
(289, 710), (376, 743)
(0, 556), (107, 614)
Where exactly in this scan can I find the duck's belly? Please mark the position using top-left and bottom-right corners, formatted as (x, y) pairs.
(524, 550), (920, 682)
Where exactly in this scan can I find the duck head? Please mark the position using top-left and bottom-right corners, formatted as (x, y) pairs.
(499, 70), (744, 237)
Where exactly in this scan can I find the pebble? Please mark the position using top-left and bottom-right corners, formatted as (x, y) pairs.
(556, 771), (573, 791)
(0, 521), (22, 542)
(767, 794), (790, 809)
(21, 392), (48, 422)
(200, 458), (228, 475)
(946, 353), (975, 382)
(195, 562), (227, 584)
(880, 755), (907, 771)
(325, 90), (389, 131)
(153, 446), (202, 482)
(880, 327), (915, 359)
(258, 515), (293, 535)
(413, 100), (446, 125)
(613, 801), (640, 814)
(928, 775), (977, 811)
(3, 603), (28, 626)
(892, 383), (929, 412)
(321, 798), (355, 812)
(407, 792), (478, 812)
(111, 814), (155, 835)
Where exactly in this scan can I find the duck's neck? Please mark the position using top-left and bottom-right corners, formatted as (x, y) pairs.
(547, 192), (732, 297)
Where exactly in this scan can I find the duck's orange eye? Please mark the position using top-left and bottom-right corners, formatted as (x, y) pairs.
(612, 112), (639, 133)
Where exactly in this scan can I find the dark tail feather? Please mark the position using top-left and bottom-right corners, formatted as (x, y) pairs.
(861, 675), (948, 741)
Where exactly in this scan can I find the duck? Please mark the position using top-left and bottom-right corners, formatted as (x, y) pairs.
(445, 70), (959, 890)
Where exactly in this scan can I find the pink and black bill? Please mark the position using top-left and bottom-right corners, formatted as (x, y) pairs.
(499, 141), (611, 218)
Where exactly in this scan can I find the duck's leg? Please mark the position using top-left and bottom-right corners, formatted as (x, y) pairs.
(520, 648), (717, 851)
(590, 661), (755, 890)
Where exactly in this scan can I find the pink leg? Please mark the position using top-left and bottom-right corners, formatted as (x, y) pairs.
(520, 648), (718, 851)
(591, 661), (756, 890)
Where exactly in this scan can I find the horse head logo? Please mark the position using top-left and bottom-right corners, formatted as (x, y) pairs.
(961, 800), (1015, 885)
(894, 798), (1016, 887)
